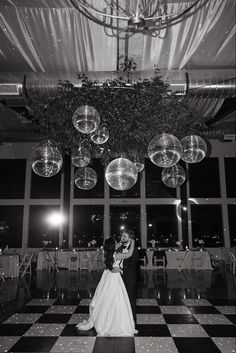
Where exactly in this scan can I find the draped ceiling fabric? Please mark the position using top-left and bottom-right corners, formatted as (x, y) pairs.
(0, 0), (235, 120)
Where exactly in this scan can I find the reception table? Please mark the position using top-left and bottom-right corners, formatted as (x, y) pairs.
(0, 254), (19, 277)
(145, 249), (212, 270)
(37, 249), (104, 271)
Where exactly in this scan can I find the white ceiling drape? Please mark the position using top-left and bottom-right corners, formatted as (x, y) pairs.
(0, 0), (235, 121)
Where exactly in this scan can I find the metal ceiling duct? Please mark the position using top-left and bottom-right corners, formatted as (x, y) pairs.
(0, 69), (235, 98)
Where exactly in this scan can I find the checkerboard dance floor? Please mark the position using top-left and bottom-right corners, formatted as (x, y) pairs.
(0, 297), (235, 353)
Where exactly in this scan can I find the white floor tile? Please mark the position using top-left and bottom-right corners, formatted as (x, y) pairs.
(3, 313), (42, 324)
(160, 306), (191, 314)
(137, 314), (165, 324)
(168, 324), (208, 337)
(212, 337), (236, 353)
(50, 337), (96, 353)
(46, 305), (77, 314)
(0, 336), (20, 352)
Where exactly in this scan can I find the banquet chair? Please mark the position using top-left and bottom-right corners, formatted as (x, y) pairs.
(0, 266), (6, 282)
(68, 254), (79, 271)
(190, 252), (203, 271)
(153, 250), (166, 271)
(45, 252), (59, 272)
(138, 248), (148, 267)
(19, 253), (34, 277)
(89, 250), (103, 271)
(79, 252), (92, 271)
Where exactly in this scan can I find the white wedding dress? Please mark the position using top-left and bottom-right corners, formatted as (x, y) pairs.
(76, 257), (136, 336)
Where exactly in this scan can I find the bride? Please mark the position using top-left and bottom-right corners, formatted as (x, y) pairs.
(76, 236), (137, 336)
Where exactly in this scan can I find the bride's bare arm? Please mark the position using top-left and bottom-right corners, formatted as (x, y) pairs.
(114, 239), (135, 260)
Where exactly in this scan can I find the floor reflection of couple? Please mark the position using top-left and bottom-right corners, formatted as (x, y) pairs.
(77, 229), (138, 336)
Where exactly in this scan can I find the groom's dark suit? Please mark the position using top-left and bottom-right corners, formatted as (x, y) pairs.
(122, 242), (138, 323)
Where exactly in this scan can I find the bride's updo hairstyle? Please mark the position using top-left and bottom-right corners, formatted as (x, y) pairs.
(104, 237), (116, 271)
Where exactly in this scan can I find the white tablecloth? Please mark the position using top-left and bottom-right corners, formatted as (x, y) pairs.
(37, 250), (103, 271)
(145, 250), (212, 270)
(0, 254), (19, 277)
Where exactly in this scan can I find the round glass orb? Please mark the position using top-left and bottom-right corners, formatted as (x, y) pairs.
(105, 157), (138, 191)
(72, 105), (100, 134)
(181, 135), (207, 163)
(74, 167), (97, 190)
(71, 146), (91, 167)
(32, 140), (63, 177)
(91, 126), (109, 144)
(161, 164), (186, 188)
(134, 161), (144, 172)
(148, 133), (183, 168)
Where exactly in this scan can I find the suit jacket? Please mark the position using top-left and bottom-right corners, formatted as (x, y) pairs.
(122, 243), (138, 285)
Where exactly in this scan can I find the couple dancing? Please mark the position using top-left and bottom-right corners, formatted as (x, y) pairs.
(77, 228), (138, 336)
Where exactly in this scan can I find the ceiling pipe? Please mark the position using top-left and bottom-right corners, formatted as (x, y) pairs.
(0, 69), (235, 98)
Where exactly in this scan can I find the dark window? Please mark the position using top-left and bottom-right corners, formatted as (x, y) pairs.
(0, 206), (23, 248)
(228, 205), (236, 247)
(0, 159), (26, 199)
(191, 205), (224, 247)
(73, 205), (104, 247)
(189, 158), (221, 198)
(74, 159), (104, 198)
(110, 206), (141, 246)
(31, 171), (61, 199)
(225, 158), (236, 198)
(28, 205), (60, 248)
(145, 159), (176, 198)
(109, 175), (140, 198)
(146, 205), (178, 247)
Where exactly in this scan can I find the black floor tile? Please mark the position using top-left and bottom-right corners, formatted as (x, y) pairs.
(10, 337), (57, 352)
(203, 324), (236, 337)
(54, 298), (81, 305)
(188, 306), (221, 314)
(173, 337), (221, 353)
(209, 299), (236, 306)
(16, 306), (49, 314)
(157, 299), (184, 305)
(93, 337), (135, 353)
(61, 324), (96, 336)
(226, 315), (236, 324)
(136, 324), (170, 336)
(36, 313), (71, 323)
(163, 314), (198, 324)
(0, 324), (32, 336)
(137, 306), (161, 314)
(74, 306), (90, 313)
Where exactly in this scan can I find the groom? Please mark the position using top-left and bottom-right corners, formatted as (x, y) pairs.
(120, 229), (138, 325)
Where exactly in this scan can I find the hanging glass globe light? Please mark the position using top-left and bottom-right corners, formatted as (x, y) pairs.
(161, 164), (186, 188)
(148, 133), (183, 168)
(72, 105), (100, 134)
(134, 154), (144, 172)
(32, 140), (63, 177)
(181, 135), (207, 163)
(74, 167), (97, 190)
(71, 146), (91, 167)
(105, 157), (138, 191)
(91, 126), (109, 144)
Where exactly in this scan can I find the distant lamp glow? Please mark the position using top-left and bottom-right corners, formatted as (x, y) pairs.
(120, 225), (125, 230)
(47, 212), (65, 226)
